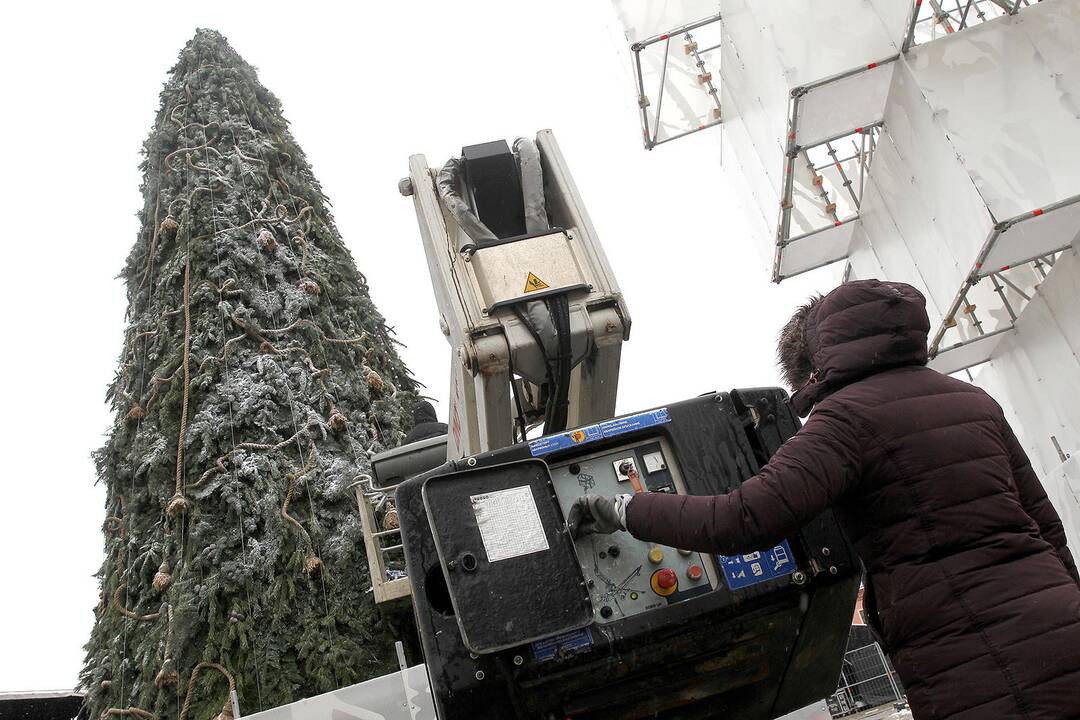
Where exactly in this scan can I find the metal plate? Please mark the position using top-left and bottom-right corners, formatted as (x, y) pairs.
(469, 230), (589, 312)
(796, 63), (894, 148)
(548, 439), (717, 624)
(779, 220), (857, 279)
(422, 460), (591, 654)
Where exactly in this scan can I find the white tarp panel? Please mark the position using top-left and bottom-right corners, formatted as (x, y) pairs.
(779, 220), (857, 279)
(905, 0), (1080, 221)
(720, 0), (789, 197)
(717, 112), (775, 263)
(981, 200), (1080, 276)
(975, 249), (1080, 478)
(867, 0), (915, 47)
(612, 0), (720, 43)
(717, 0), (907, 275)
(1045, 457), (1080, 566)
(734, 1), (901, 89)
(855, 171), (949, 329)
(244, 664), (435, 720)
(796, 62), (895, 148)
(845, 224), (888, 282)
(632, 17), (723, 145)
(873, 57), (995, 314)
(929, 328), (1012, 375)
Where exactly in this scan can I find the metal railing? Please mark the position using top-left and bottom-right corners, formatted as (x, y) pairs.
(828, 641), (905, 717)
(354, 474), (412, 603)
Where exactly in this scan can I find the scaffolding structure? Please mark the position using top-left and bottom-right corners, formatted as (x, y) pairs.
(609, 0), (1080, 614)
(614, 1), (722, 148)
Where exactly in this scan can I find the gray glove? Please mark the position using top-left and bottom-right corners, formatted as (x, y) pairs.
(567, 494), (633, 539)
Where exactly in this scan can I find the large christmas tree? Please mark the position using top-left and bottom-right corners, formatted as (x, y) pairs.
(82, 29), (417, 720)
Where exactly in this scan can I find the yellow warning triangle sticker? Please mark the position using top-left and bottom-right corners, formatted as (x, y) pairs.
(523, 272), (550, 293)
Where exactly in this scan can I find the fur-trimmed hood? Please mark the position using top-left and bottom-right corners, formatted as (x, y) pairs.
(789, 280), (930, 415)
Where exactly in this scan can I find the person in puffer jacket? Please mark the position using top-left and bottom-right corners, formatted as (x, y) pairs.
(568, 279), (1080, 720)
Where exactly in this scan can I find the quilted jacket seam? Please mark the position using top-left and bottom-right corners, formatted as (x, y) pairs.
(834, 394), (1035, 720)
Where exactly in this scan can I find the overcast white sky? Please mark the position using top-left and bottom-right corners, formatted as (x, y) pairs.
(0, 1), (836, 691)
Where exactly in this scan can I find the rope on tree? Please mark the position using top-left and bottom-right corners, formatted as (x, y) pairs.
(281, 441), (321, 574)
(191, 424), (311, 492)
(154, 604), (178, 688)
(167, 255), (193, 518)
(179, 662), (236, 720)
(112, 584), (162, 622)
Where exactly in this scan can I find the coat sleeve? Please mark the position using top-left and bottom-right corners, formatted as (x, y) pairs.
(625, 404), (863, 555)
(998, 413), (1080, 585)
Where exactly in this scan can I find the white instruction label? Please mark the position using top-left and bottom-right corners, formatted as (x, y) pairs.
(470, 486), (550, 562)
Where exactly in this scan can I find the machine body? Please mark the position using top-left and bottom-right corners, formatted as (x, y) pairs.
(397, 389), (860, 720)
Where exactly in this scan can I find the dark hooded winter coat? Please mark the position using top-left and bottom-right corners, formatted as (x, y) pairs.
(626, 280), (1080, 720)
(404, 401), (448, 444)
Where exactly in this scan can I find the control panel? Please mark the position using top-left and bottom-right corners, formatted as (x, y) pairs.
(550, 439), (716, 623)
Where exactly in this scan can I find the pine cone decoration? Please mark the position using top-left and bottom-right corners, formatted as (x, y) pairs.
(327, 411), (347, 433)
(256, 229), (277, 251)
(152, 561), (172, 592)
(124, 403), (146, 425)
(383, 506), (400, 531)
(366, 369), (384, 392)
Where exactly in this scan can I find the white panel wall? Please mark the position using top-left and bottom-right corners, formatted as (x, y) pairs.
(906, 0), (1080, 221)
(975, 248), (1080, 478)
(867, 0), (914, 47)
(796, 63), (895, 147)
(612, 0), (721, 43)
(718, 0), (907, 267)
(743, 1), (901, 87)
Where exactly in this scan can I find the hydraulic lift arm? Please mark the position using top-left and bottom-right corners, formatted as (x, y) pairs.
(399, 130), (630, 458)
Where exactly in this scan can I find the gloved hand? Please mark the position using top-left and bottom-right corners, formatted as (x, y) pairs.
(567, 494), (633, 539)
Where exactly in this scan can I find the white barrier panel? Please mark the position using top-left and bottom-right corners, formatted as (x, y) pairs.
(730, 1), (903, 88)
(625, 9), (724, 147)
(612, 0), (720, 43)
(981, 199), (1080, 276)
(1045, 457), (1080, 567)
(717, 0), (911, 280)
(869, 0), (915, 47)
(973, 249), (1080, 478)
(852, 171), (950, 329)
(779, 220), (857, 280)
(244, 664), (435, 720)
(796, 63), (895, 148)
(876, 57), (997, 309)
(906, 1), (1080, 222)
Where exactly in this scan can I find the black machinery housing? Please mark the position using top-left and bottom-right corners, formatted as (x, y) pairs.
(396, 389), (861, 720)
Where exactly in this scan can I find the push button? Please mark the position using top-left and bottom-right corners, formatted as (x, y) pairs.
(648, 547), (664, 564)
(686, 564), (703, 582)
(651, 568), (678, 596)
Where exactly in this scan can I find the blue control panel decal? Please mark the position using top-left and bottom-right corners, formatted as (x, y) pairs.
(718, 540), (797, 590)
(529, 408), (671, 457)
(531, 627), (594, 662)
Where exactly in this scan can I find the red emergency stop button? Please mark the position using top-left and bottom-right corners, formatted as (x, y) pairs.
(651, 568), (678, 596)
(686, 564), (703, 582)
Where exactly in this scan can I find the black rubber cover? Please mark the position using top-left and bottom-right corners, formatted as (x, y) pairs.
(422, 460), (591, 653)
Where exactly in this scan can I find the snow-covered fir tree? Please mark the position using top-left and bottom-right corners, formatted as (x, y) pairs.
(81, 29), (418, 720)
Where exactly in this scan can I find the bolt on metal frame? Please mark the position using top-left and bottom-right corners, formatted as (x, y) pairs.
(630, 14), (723, 150)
